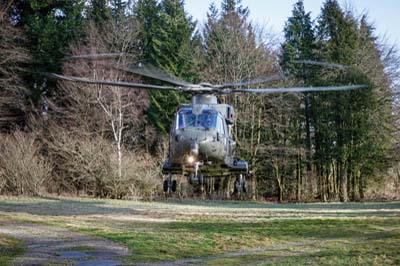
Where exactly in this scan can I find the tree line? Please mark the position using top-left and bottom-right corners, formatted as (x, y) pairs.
(0, 0), (399, 201)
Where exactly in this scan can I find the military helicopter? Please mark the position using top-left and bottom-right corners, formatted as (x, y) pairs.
(47, 55), (367, 193)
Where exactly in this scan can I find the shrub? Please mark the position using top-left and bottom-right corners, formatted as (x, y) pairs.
(45, 125), (161, 199)
(45, 128), (113, 196)
(121, 153), (161, 200)
(0, 131), (51, 195)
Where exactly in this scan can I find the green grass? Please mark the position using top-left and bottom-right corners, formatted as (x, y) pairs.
(0, 234), (23, 266)
(0, 196), (399, 264)
(260, 235), (400, 266)
(73, 218), (400, 262)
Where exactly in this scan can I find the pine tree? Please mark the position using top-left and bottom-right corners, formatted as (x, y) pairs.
(12, 0), (85, 104)
(158, 0), (196, 78)
(315, 0), (361, 201)
(135, 0), (197, 132)
(281, 0), (315, 78)
(87, 0), (110, 26)
(135, 0), (161, 66)
(110, 0), (127, 19)
(281, 0), (316, 201)
(203, 0), (255, 83)
(279, 0), (395, 202)
(221, 0), (249, 21)
(312, 0), (394, 201)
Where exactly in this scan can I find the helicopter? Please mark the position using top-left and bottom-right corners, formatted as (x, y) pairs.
(46, 55), (368, 194)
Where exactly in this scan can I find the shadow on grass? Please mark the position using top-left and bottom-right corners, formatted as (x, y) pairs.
(0, 197), (141, 217)
(164, 198), (400, 210)
(0, 196), (399, 218)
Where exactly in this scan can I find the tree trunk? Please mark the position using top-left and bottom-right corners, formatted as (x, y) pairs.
(358, 172), (365, 200)
(339, 162), (348, 202)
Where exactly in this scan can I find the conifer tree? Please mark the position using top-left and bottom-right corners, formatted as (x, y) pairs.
(12, 0), (85, 103)
(281, 0), (316, 200)
(87, 0), (110, 26)
(135, 0), (161, 66)
(110, 0), (127, 18)
(315, 0), (361, 201)
(279, 0), (395, 201)
(281, 0), (315, 78)
(312, 0), (394, 201)
(135, 0), (197, 132)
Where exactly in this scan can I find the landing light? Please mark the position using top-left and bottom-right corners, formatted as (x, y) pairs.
(187, 155), (195, 164)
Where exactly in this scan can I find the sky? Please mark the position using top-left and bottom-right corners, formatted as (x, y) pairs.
(184, 0), (400, 47)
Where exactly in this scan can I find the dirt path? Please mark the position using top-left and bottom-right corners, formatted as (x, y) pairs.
(0, 222), (130, 266)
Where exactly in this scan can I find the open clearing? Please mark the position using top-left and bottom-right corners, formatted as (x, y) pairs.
(0, 197), (399, 265)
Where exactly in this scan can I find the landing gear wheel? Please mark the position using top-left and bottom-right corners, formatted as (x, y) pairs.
(242, 180), (247, 193)
(233, 180), (239, 194)
(214, 178), (220, 191)
(163, 180), (169, 193)
(171, 180), (177, 192)
(198, 175), (204, 185)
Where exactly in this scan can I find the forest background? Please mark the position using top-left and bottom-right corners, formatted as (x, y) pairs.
(1, 0), (399, 202)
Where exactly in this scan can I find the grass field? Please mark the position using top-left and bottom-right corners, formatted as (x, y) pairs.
(0, 234), (23, 266)
(0, 196), (399, 265)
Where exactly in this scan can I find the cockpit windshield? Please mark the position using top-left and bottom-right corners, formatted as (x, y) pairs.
(197, 110), (217, 128)
(178, 110), (196, 128)
(177, 109), (218, 129)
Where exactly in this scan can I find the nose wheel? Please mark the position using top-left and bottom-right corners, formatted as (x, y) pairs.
(188, 173), (204, 185)
(233, 174), (247, 195)
(187, 161), (204, 186)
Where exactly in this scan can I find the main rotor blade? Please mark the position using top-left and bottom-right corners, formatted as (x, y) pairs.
(228, 84), (368, 94)
(292, 60), (348, 70)
(216, 74), (284, 89)
(45, 73), (179, 91)
(118, 64), (193, 87)
(65, 53), (135, 60)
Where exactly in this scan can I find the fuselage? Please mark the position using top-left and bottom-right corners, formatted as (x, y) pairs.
(162, 94), (248, 177)
(166, 95), (234, 175)
(170, 115), (227, 164)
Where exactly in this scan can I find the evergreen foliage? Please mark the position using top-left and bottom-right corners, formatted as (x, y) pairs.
(134, 0), (197, 132)
(281, 0), (315, 79)
(280, 0), (395, 201)
(87, 0), (110, 26)
(12, 0), (85, 102)
(110, 0), (127, 18)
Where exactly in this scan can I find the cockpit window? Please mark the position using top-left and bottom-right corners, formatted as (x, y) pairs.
(178, 110), (196, 129)
(197, 110), (217, 129)
(177, 109), (219, 129)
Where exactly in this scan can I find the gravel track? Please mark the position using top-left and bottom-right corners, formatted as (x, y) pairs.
(0, 222), (129, 266)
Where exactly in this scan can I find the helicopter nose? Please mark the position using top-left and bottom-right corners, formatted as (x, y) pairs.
(190, 142), (199, 156)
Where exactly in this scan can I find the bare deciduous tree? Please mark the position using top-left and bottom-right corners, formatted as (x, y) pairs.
(0, 131), (52, 195)
(0, 0), (30, 130)
(44, 16), (156, 198)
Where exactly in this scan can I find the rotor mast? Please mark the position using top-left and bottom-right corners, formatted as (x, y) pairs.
(191, 94), (218, 105)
